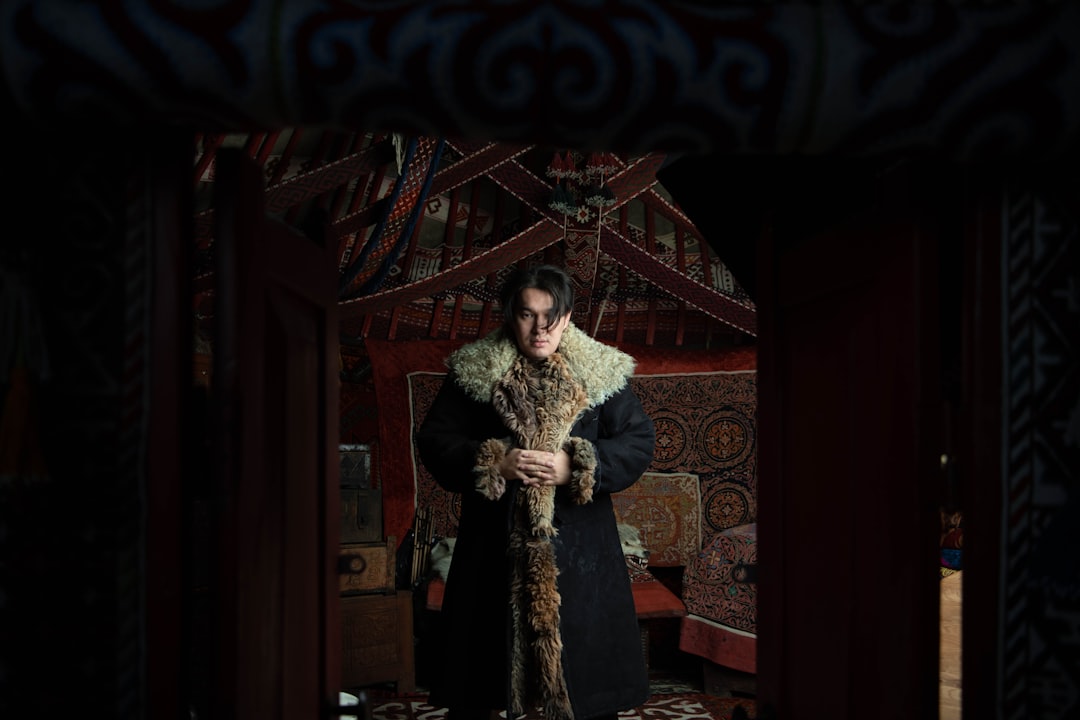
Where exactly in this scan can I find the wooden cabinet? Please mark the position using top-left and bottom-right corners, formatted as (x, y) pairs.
(338, 443), (415, 693)
(340, 539), (395, 596)
(341, 591), (415, 692)
(339, 538), (415, 692)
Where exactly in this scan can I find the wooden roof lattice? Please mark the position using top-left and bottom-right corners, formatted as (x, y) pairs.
(193, 129), (756, 350)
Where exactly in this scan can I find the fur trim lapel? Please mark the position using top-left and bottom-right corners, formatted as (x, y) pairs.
(459, 328), (615, 720)
(447, 324), (635, 405)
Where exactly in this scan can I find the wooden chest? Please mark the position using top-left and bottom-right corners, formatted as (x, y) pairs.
(339, 538), (395, 595)
(340, 444), (382, 543)
(341, 488), (383, 543)
(341, 590), (415, 692)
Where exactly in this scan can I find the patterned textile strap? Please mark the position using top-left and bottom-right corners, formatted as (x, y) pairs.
(602, 228), (757, 336)
(340, 136), (443, 296)
(339, 219), (565, 316)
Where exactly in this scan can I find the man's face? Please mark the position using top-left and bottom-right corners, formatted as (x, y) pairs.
(511, 287), (571, 361)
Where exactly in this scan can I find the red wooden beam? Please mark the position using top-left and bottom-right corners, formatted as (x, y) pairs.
(338, 219), (564, 317)
(600, 225), (757, 337)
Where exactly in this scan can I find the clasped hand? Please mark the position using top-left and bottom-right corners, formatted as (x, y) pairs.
(501, 448), (571, 487)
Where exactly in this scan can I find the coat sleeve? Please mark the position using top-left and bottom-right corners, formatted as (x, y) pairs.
(416, 373), (506, 495)
(592, 384), (655, 494)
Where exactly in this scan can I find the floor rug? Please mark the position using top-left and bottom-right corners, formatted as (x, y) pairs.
(362, 683), (756, 720)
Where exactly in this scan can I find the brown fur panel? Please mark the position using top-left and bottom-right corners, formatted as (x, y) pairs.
(493, 354), (590, 720)
(508, 489), (573, 720)
(566, 436), (597, 505)
(491, 355), (589, 455)
(474, 438), (510, 500)
(527, 538), (572, 720)
(508, 499), (530, 716)
(492, 355), (590, 536)
(533, 354), (589, 453)
(527, 485), (558, 537)
(491, 360), (541, 443)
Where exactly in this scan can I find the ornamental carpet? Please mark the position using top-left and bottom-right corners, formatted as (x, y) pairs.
(362, 677), (756, 720)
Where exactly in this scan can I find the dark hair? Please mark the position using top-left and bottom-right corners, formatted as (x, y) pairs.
(500, 264), (575, 330)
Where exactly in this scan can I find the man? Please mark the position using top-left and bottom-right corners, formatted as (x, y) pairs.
(417, 264), (655, 720)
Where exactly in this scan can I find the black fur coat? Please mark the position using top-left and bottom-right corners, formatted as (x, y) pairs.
(416, 324), (655, 720)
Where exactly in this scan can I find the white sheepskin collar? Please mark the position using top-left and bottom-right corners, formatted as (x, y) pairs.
(446, 323), (636, 407)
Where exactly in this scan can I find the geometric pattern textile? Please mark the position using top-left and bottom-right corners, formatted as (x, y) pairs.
(1000, 182), (1080, 719)
(678, 523), (759, 674)
(630, 372), (757, 537)
(408, 372), (464, 540)
(13, 5), (1080, 161)
(682, 523), (758, 636)
(611, 472), (702, 567)
(364, 682), (758, 720)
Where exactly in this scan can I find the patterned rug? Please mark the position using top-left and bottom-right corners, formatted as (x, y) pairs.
(355, 677), (756, 720)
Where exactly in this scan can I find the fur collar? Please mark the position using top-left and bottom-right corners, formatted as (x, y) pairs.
(446, 323), (635, 406)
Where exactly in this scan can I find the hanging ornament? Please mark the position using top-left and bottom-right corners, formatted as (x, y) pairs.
(584, 151), (620, 180)
(546, 150), (581, 181)
(562, 150), (581, 181)
(546, 151), (566, 179)
(549, 179), (578, 215)
(583, 183), (616, 208)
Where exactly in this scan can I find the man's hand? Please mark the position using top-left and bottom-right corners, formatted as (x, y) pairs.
(501, 448), (571, 486)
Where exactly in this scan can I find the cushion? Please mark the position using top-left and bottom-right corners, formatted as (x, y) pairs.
(678, 522), (758, 672)
(612, 472), (701, 567)
(682, 523), (757, 634)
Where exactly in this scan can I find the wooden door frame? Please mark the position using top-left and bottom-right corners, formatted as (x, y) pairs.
(145, 131), (198, 718)
(755, 159), (950, 717)
(956, 170), (1004, 719)
(207, 148), (342, 720)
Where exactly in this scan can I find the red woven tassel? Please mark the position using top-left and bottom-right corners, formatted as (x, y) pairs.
(547, 151), (566, 179)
